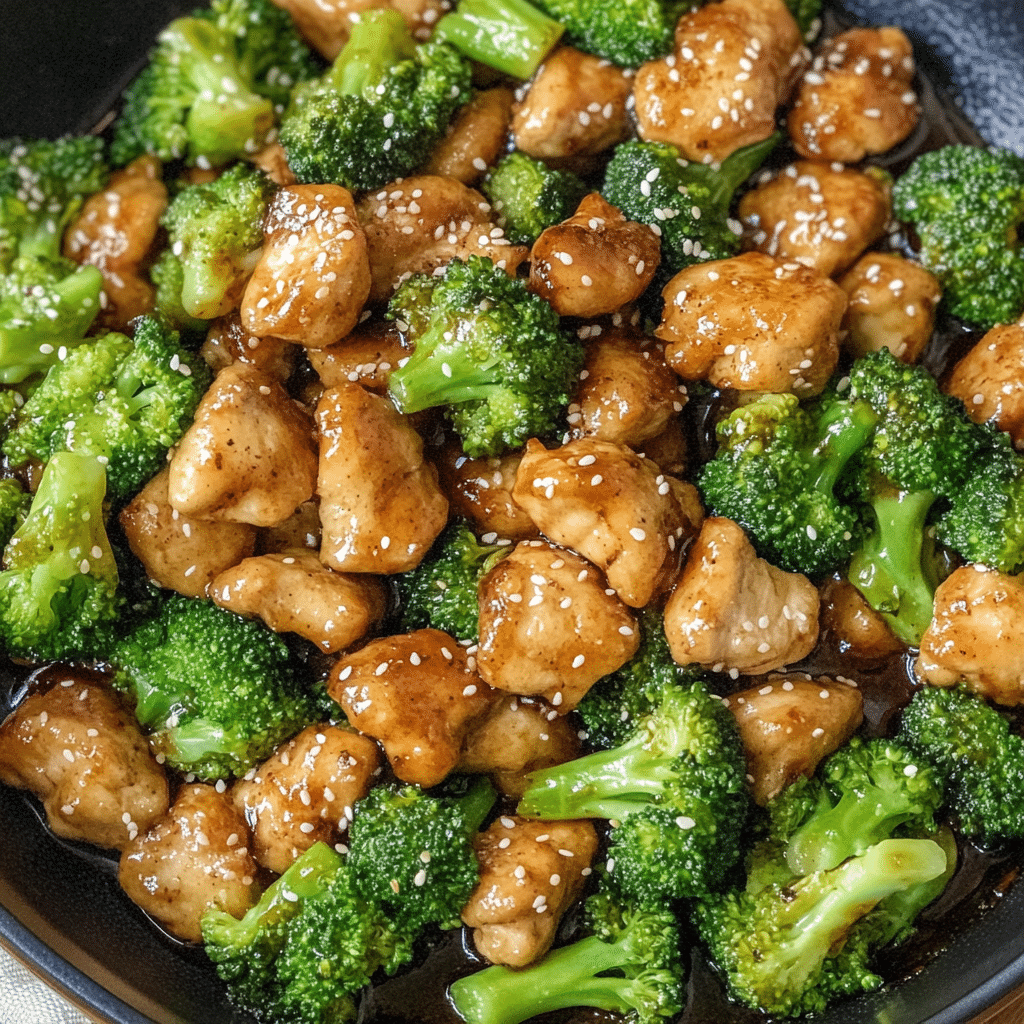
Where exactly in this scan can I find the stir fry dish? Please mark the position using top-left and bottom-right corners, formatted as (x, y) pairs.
(1, 0), (1023, 1021)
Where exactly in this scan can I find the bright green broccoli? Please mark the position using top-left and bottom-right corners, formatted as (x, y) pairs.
(892, 145), (1024, 329)
(386, 255), (583, 457)
(0, 477), (30, 550)
(110, 594), (317, 781)
(518, 679), (748, 904)
(2, 315), (211, 503)
(279, 9), (472, 191)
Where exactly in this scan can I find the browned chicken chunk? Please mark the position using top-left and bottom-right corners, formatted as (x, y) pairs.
(424, 87), (515, 185)
(305, 321), (409, 393)
(200, 313), (298, 382)
(819, 577), (904, 666)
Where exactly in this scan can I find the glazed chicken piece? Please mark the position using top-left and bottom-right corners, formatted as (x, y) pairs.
(250, 141), (297, 186)
(916, 565), (1024, 706)
(200, 313), (298, 383)
(789, 27), (920, 163)
(476, 540), (640, 711)
(461, 816), (599, 967)
(819, 577), (905, 666)
(119, 784), (259, 942)
(945, 321), (1024, 448)
(663, 517), (820, 675)
(656, 251), (846, 395)
(257, 499), (322, 554)
(241, 184), (371, 350)
(723, 676), (864, 805)
(738, 161), (892, 277)
(529, 193), (661, 318)
(424, 87), (515, 185)
(305, 321), (409, 393)
(838, 253), (942, 363)
(356, 175), (529, 304)
(315, 382), (448, 573)
(210, 550), (387, 654)
(168, 363), (318, 527)
(633, 0), (804, 164)
(233, 724), (381, 874)
(328, 628), (497, 787)
(0, 674), (169, 852)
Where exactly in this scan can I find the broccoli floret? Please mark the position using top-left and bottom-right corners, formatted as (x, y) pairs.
(394, 521), (507, 642)
(158, 162), (276, 321)
(110, 594), (317, 781)
(0, 450), (122, 662)
(518, 679), (748, 903)
(449, 882), (685, 1024)
(899, 684), (1024, 844)
(3, 316), (211, 503)
(892, 145), (1024, 329)
(479, 152), (588, 245)
(433, 0), (565, 79)
(387, 255), (583, 457)
(150, 248), (212, 340)
(0, 477), (30, 549)
(697, 391), (877, 577)
(279, 9), (472, 191)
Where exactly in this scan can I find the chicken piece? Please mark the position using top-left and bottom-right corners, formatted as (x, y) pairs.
(328, 628), (497, 787)
(241, 184), (371, 350)
(663, 517), (820, 675)
(722, 676), (864, 805)
(120, 467), (258, 598)
(233, 724), (381, 874)
(512, 47), (634, 163)
(635, 418), (689, 477)
(945, 321), (1024, 449)
(63, 155), (168, 331)
(119, 784), (258, 943)
(168, 363), (319, 527)
(656, 251), (845, 396)
(838, 253), (942, 363)
(529, 194), (660, 318)
(738, 161), (892, 277)
(459, 696), (581, 797)
(915, 565), (1024, 706)
(315, 382), (448, 573)
(568, 326), (685, 447)
(424, 87), (515, 185)
(249, 141), (297, 186)
(200, 313), (298, 383)
(633, 0), (804, 164)
(257, 499), (322, 554)
(0, 673), (169, 852)
(306, 321), (409, 393)
(476, 540), (640, 710)
(356, 175), (529, 304)
(789, 27), (920, 162)
(513, 438), (702, 608)
(819, 577), (904, 666)
(461, 816), (599, 967)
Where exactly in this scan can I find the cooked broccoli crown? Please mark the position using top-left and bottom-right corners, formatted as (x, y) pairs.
(2, 316), (210, 502)
(479, 152), (588, 245)
(899, 684), (1024, 844)
(698, 391), (876, 577)
(602, 135), (779, 278)
(449, 885), (684, 1024)
(279, 9), (472, 191)
(892, 145), (1024, 329)
(111, 594), (317, 781)
(0, 477), (30, 549)
(150, 248), (212, 339)
(387, 255), (583, 457)
(433, 0), (565, 79)
(0, 451), (121, 661)
(394, 521), (507, 642)
(347, 776), (496, 934)
(160, 162), (275, 320)
(783, 0), (822, 37)
(518, 680), (748, 901)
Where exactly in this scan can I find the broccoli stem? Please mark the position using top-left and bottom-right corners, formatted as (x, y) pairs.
(811, 400), (878, 495)
(327, 9), (417, 95)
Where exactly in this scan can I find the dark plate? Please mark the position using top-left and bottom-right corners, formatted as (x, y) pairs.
(1, 2), (1023, 1023)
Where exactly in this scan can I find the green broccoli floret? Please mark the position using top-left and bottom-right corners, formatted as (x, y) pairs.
(0, 477), (30, 550)
(149, 248), (212, 339)
(450, 882), (685, 1024)
(892, 145), (1024, 329)
(0, 450), (122, 662)
(158, 162), (276, 322)
(110, 594), (317, 781)
(479, 152), (588, 245)
(518, 679), (748, 903)
(697, 391), (877, 577)
(394, 521), (507, 642)
(387, 255), (583, 457)
(899, 684), (1024, 844)
(279, 9), (472, 191)
(433, 0), (565, 79)
(3, 316), (211, 503)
